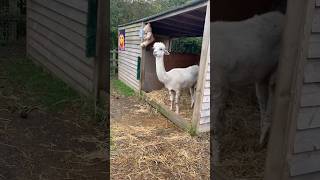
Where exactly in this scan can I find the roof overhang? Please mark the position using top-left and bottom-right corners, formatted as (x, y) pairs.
(119, 0), (208, 38)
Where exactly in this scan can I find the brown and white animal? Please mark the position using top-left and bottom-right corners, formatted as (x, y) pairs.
(140, 23), (155, 48)
(211, 11), (284, 163)
(152, 42), (199, 114)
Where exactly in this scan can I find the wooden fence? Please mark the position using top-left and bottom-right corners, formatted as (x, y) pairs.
(110, 49), (118, 76)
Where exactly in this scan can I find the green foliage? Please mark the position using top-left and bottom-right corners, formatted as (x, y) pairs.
(110, 0), (192, 50)
(171, 37), (202, 54)
(111, 79), (135, 97)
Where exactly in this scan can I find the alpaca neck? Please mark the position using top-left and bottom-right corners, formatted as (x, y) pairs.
(155, 56), (167, 83)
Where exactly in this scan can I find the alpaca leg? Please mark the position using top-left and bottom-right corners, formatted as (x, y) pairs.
(212, 84), (227, 166)
(255, 81), (269, 144)
(175, 90), (180, 114)
(190, 87), (195, 108)
(261, 72), (277, 144)
(169, 90), (174, 111)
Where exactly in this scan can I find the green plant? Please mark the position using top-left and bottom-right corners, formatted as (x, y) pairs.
(111, 79), (135, 97)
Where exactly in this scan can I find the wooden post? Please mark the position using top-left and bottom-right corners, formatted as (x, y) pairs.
(264, 0), (315, 179)
(191, 1), (210, 131)
(94, 0), (108, 107)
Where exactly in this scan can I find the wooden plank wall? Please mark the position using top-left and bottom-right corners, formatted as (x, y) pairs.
(118, 23), (142, 91)
(290, 0), (320, 178)
(198, 43), (210, 132)
(26, 0), (95, 96)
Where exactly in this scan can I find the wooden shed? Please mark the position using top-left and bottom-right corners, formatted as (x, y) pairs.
(117, 0), (210, 133)
(26, 0), (107, 101)
(211, 0), (320, 179)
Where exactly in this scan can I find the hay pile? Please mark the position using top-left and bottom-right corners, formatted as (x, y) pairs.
(146, 88), (193, 122)
(111, 101), (210, 179)
(219, 86), (267, 179)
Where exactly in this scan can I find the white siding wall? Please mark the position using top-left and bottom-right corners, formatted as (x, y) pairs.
(289, 1), (320, 179)
(198, 44), (210, 132)
(118, 23), (143, 91)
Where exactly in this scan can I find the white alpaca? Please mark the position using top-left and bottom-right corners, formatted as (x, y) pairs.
(211, 11), (284, 164)
(152, 42), (199, 114)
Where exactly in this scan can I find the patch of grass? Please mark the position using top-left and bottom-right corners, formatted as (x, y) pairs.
(2, 57), (87, 112)
(111, 79), (135, 97)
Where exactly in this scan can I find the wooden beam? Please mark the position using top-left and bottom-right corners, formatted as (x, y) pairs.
(191, 1), (209, 133)
(264, 0), (315, 179)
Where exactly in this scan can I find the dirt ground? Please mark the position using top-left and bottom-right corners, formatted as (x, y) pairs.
(110, 86), (210, 179)
(0, 43), (108, 180)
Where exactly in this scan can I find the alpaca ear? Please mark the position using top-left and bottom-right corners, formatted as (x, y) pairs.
(164, 50), (170, 55)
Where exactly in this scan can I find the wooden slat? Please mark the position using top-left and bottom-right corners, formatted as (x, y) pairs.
(291, 172), (320, 180)
(118, 71), (139, 91)
(28, 38), (93, 91)
(119, 22), (142, 29)
(32, 0), (87, 25)
(290, 150), (320, 176)
(298, 107), (320, 130)
(200, 109), (210, 117)
(300, 84), (320, 107)
(28, 29), (94, 80)
(28, 46), (91, 96)
(201, 102), (210, 110)
(308, 41), (320, 58)
(118, 75), (138, 91)
(54, 0), (88, 13)
(119, 50), (141, 59)
(118, 62), (139, 80)
(304, 60), (320, 82)
(197, 122), (210, 132)
(200, 116), (210, 124)
(313, 8), (320, 32)
(119, 53), (140, 63)
(294, 128), (320, 153)
(29, 1), (86, 36)
(118, 60), (137, 73)
(27, 10), (86, 49)
(28, 19), (93, 67)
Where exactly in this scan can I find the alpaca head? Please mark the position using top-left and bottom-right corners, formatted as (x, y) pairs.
(152, 42), (170, 58)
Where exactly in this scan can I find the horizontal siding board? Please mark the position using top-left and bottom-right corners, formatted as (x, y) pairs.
(294, 128), (320, 153)
(300, 84), (320, 107)
(118, 63), (139, 81)
(291, 172), (320, 180)
(28, 29), (93, 80)
(27, 9), (86, 49)
(32, 0), (87, 25)
(308, 41), (320, 59)
(119, 22), (142, 29)
(200, 116), (210, 124)
(118, 71), (139, 89)
(203, 88), (210, 95)
(29, 2), (86, 36)
(118, 72), (139, 90)
(118, 71), (139, 91)
(201, 102), (210, 110)
(200, 109), (210, 117)
(312, 8), (320, 33)
(54, 0), (88, 13)
(290, 150), (320, 176)
(28, 38), (93, 92)
(198, 122), (210, 132)
(28, 19), (93, 67)
(298, 107), (320, 130)
(304, 60), (320, 82)
(119, 51), (141, 59)
(118, 54), (139, 65)
(119, 62), (137, 76)
(28, 46), (90, 96)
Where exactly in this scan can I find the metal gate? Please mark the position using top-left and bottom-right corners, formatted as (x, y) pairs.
(0, 0), (26, 44)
